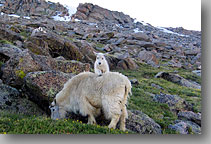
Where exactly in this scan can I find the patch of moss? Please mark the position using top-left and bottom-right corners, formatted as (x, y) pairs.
(15, 70), (26, 79)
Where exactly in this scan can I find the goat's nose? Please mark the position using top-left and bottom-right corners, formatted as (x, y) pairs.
(98, 62), (101, 65)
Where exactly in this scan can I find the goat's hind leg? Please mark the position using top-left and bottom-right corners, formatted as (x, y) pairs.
(108, 114), (121, 129)
(119, 106), (127, 131)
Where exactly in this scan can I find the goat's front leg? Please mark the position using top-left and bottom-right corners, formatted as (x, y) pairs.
(87, 113), (97, 125)
(108, 114), (120, 129)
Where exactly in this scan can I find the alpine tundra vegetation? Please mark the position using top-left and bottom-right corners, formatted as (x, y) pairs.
(0, 0), (201, 134)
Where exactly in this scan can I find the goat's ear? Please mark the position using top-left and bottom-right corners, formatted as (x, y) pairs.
(93, 51), (98, 56)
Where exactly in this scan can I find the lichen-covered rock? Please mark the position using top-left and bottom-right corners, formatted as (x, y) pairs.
(153, 93), (190, 112)
(1, 49), (41, 88)
(178, 111), (201, 126)
(0, 80), (46, 116)
(24, 71), (74, 113)
(169, 120), (201, 134)
(126, 110), (162, 134)
(1, 46), (90, 88)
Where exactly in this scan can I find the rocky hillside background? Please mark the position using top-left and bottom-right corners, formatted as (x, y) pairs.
(0, 0), (201, 134)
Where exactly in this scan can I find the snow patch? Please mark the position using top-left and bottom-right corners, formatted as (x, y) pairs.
(157, 26), (189, 37)
(52, 4), (76, 22)
(8, 14), (20, 18)
(0, 4), (3, 7)
(75, 19), (81, 22)
(140, 21), (148, 26)
(1, 12), (4, 16)
(133, 28), (143, 33)
(23, 16), (31, 19)
(115, 24), (123, 28)
(88, 22), (97, 26)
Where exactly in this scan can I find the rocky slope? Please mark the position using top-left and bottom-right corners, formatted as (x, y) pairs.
(0, 0), (201, 134)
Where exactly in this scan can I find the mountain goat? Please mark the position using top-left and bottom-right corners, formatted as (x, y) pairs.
(31, 27), (46, 36)
(49, 72), (131, 131)
(94, 52), (109, 76)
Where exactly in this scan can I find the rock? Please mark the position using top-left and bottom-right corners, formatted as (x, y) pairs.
(27, 33), (84, 61)
(117, 58), (138, 70)
(0, 27), (23, 43)
(178, 111), (201, 126)
(0, 81), (46, 116)
(155, 72), (201, 89)
(126, 110), (162, 134)
(151, 83), (163, 90)
(131, 32), (151, 42)
(137, 50), (159, 66)
(24, 70), (74, 113)
(168, 121), (189, 134)
(169, 120), (201, 134)
(130, 79), (139, 84)
(153, 93), (189, 112)
(24, 36), (50, 56)
(1, 0), (69, 18)
(1, 49), (41, 88)
(192, 70), (201, 77)
(74, 3), (133, 24)
(1, 46), (90, 88)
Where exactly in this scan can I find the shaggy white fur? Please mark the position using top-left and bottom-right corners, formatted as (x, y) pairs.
(50, 72), (131, 131)
(94, 52), (109, 76)
(31, 27), (46, 36)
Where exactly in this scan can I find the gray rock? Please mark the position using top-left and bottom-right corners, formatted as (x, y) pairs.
(178, 111), (201, 126)
(155, 72), (201, 89)
(153, 93), (189, 112)
(0, 81), (46, 116)
(169, 120), (201, 134)
(126, 110), (162, 134)
(24, 70), (74, 113)
(192, 70), (201, 77)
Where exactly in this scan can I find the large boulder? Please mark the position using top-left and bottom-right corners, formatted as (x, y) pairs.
(0, 27), (23, 43)
(25, 33), (84, 61)
(155, 72), (201, 89)
(126, 110), (162, 134)
(73, 3), (133, 24)
(0, 80), (46, 116)
(178, 111), (201, 126)
(137, 50), (159, 66)
(24, 71), (74, 113)
(1, 47), (90, 88)
(153, 93), (190, 112)
(168, 120), (201, 134)
(1, 49), (41, 88)
(117, 58), (138, 70)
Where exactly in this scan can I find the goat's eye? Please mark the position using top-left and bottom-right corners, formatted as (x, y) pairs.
(102, 58), (104, 60)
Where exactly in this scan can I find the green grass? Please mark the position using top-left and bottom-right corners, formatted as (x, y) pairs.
(117, 63), (201, 133)
(0, 63), (201, 134)
(0, 39), (13, 45)
(0, 111), (131, 134)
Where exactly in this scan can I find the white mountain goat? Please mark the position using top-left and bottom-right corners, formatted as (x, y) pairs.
(94, 52), (110, 76)
(49, 72), (131, 131)
(31, 27), (46, 36)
